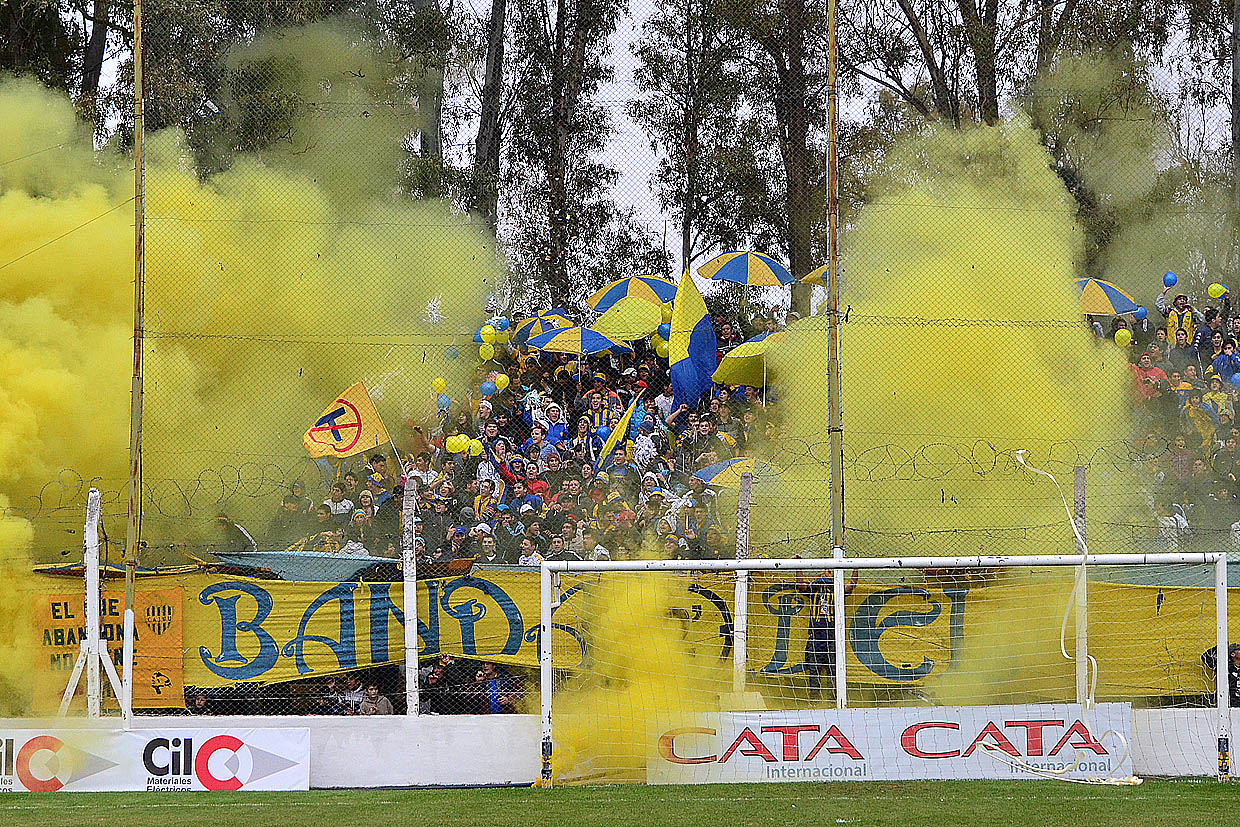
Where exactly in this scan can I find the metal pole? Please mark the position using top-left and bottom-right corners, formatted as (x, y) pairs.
(539, 563), (554, 787)
(1073, 466), (1088, 707)
(833, 545), (846, 709)
(121, 610), (134, 727)
(733, 472), (753, 695)
(83, 489), (102, 718)
(1217, 553), (1230, 782)
(123, 0), (146, 710)
(401, 471), (420, 716)
(825, 0), (845, 552)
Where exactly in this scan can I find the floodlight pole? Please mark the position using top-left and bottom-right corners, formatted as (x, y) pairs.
(825, 0), (845, 553)
(123, 0), (146, 717)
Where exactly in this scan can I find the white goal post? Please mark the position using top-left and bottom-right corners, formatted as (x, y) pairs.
(538, 552), (1230, 787)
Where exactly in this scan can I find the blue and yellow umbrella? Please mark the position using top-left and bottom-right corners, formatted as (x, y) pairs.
(587, 275), (678, 313)
(593, 297), (663, 341)
(693, 457), (783, 489)
(712, 330), (787, 387)
(526, 325), (632, 356)
(1073, 278), (1139, 316)
(512, 310), (574, 345)
(698, 251), (795, 287)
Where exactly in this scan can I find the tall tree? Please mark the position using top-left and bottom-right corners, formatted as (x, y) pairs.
(472, 0), (508, 230)
(1, 1), (81, 93)
(723, 0), (827, 314)
(630, 0), (743, 273)
(505, 0), (628, 296)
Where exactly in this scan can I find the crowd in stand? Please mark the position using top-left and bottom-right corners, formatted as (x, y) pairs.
(1113, 284), (1240, 547)
(243, 308), (789, 567)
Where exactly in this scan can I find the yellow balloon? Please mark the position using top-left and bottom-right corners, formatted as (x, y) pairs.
(469, 438), (485, 457)
(654, 337), (670, 358)
(432, 377), (446, 394)
(661, 303), (673, 322)
(1114, 328), (1132, 347)
(445, 434), (462, 453)
(480, 324), (496, 343)
(480, 343), (495, 360)
(494, 330), (510, 345)
(1209, 283), (1226, 299)
(495, 373), (510, 391)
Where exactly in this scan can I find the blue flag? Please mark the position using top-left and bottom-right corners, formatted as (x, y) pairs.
(669, 273), (717, 413)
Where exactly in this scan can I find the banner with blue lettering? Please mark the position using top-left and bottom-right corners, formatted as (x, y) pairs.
(26, 569), (1222, 697)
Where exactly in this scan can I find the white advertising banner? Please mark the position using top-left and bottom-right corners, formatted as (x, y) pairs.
(649, 703), (1133, 783)
(0, 729), (310, 792)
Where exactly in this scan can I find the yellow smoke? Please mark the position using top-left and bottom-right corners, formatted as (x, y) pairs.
(0, 500), (35, 715)
(0, 23), (501, 563)
(758, 118), (1145, 558)
(0, 23), (502, 713)
(550, 572), (727, 784)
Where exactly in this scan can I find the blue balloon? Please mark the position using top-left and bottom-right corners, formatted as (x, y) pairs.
(1133, 306), (1147, 320)
(481, 381), (497, 397)
(657, 322), (671, 340)
(473, 327), (485, 343)
(437, 394), (451, 410)
(445, 345), (459, 360)
(596, 426), (612, 441)
(494, 317), (510, 332)
(1164, 271), (1178, 287)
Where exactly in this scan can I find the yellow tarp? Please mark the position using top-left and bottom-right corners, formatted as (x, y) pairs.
(29, 570), (1238, 703)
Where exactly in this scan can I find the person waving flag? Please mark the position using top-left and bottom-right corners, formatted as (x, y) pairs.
(304, 382), (391, 459)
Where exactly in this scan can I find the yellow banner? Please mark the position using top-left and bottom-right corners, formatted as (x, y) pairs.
(33, 587), (183, 711)
(303, 381), (392, 459)
(29, 570), (1239, 703)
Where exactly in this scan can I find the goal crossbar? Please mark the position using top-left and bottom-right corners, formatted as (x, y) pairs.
(538, 552), (1230, 786)
(544, 552), (1222, 573)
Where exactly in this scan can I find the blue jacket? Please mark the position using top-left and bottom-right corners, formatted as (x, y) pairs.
(1211, 352), (1240, 384)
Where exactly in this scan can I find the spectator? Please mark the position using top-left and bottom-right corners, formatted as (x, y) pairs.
(324, 482), (354, 524)
(214, 513), (257, 554)
(517, 536), (543, 567)
(339, 673), (365, 714)
(266, 494), (306, 551)
(1202, 644), (1240, 707)
(1211, 339), (1240, 385)
(473, 662), (522, 714)
(360, 682), (394, 715)
(1157, 287), (1204, 344)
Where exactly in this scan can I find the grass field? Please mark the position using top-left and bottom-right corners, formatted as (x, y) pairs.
(0, 780), (1230, 827)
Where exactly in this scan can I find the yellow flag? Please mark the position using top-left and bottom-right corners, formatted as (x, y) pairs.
(596, 391), (642, 470)
(303, 381), (391, 459)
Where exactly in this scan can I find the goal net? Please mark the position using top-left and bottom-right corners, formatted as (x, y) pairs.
(538, 554), (1229, 786)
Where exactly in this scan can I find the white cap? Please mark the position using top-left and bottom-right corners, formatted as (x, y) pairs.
(474, 522), (493, 534)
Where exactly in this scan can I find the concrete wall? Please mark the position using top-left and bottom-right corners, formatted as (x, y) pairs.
(1, 708), (1231, 786)
(149, 714), (544, 788)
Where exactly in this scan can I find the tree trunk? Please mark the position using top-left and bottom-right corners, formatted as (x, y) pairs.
(546, 131), (570, 293)
(1232, 0), (1240, 211)
(475, 0), (507, 231)
(893, 0), (958, 124)
(681, 0), (698, 275)
(956, 0), (999, 125)
(79, 0), (109, 125)
(781, 0), (814, 316)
